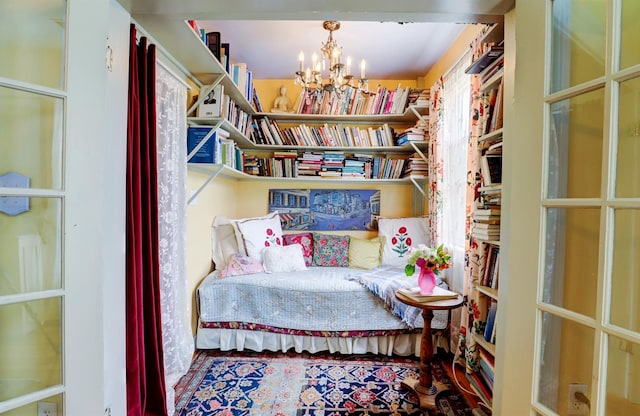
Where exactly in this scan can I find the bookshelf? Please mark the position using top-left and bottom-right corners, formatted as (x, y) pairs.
(465, 22), (504, 412)
(134, 16), (431, 212)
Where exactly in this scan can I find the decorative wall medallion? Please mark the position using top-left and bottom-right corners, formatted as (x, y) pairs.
(0, 172), (30, 216)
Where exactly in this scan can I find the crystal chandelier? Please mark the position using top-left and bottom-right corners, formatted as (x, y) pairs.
(294, 21), (368, 93)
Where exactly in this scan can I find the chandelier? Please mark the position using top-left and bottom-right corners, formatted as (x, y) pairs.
(294, 21), (368, 93)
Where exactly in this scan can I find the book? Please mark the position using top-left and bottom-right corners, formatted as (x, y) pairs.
(205, 31), (221, 60)
(481, 154), (502, 186)
(197, 84), (224, 118)
(397, 286), (459, 302)
(484, 301), (498, 343)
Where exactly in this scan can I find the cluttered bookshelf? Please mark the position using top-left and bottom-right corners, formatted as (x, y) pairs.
(464, 22), (504, 412)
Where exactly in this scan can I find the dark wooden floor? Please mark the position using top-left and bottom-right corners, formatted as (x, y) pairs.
(437, 351), (492, 414)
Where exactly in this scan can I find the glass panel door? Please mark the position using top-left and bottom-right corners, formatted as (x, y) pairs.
(535, 1), (640, 415)
(0, 0), (66, 415)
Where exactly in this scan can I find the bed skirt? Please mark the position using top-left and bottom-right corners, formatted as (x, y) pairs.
(195, 327), (451, 357)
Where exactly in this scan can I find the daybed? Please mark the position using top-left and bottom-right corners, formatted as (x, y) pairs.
(195, 212), (451, 357)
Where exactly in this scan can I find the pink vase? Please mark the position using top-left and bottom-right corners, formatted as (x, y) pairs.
(418, 267), (437, 295)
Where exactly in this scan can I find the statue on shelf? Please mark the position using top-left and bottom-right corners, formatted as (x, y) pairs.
(271, 84), (294, 113)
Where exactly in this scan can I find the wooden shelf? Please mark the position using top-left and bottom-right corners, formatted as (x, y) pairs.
(255, 105), (429, 124)
(473, 333), (496, 356)
(465, 46), (504, 75)
(133, 17), (254, 113)
(480, 69), (504, 93)
(478, 128), (504, 144)
(475, 285), (498, 300)
(188, 163), (427, 184)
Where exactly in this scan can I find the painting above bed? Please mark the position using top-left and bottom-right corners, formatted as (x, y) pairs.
(268, 189), (380, 231)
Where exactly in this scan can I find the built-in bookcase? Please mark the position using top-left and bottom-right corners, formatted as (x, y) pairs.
(464, 22), (504, 411)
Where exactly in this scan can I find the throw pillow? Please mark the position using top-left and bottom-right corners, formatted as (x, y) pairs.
(211, 216), (240, 270)
(283, 232), (314, 267)
(348, 236), (385, 270)
(312, 233), (350, 267)
(233, 211), (284, 262)
(378, 217), (429, 266)
(262, 244), (308, 273)
(217, 253), (264, 278)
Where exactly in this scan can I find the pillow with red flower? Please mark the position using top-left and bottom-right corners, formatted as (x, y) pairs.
(377, 217), (429, 267)
(233, 211), (283, 262)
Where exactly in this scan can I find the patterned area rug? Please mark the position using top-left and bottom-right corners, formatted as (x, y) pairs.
(174, 350), (474, 415)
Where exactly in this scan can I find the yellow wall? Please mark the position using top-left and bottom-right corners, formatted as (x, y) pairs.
(254, 79), (418, 114)
(423, 24), (485, 88)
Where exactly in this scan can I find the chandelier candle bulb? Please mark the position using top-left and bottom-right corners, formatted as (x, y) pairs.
(298, 51), (304, 71)
(360, 59), (366, 79)
(346, 56), (352, 76)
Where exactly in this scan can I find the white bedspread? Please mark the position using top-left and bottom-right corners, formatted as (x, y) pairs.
(197, 265), (449, 332)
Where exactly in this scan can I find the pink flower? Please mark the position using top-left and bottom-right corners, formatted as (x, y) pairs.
(266, 228), (273, 235)
(391, 236), (397, 245)
(398, 226), (407, 234)
(265, 241), (271, 247)
(406, 237), (412, 246)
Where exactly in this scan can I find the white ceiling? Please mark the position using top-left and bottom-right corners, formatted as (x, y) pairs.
(197, 20), (469, 80)
(125, 0), (514, 82)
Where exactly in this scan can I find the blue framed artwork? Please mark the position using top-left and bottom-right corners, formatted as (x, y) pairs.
(269, 189), (380, 231)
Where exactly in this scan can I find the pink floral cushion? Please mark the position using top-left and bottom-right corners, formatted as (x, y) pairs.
(283, 232), (314, 267)
(312, 233), (350, 267)
(217, 253), (264, 278)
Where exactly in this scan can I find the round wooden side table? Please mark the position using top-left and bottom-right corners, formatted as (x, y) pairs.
(395, 290), (464, 410)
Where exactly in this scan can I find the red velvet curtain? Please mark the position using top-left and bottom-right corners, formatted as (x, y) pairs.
(126, 24), (167, 416)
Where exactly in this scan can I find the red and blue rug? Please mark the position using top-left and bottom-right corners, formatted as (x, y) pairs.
(174, 350), (475, 415)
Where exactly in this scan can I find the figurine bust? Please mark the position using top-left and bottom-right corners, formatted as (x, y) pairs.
(271, 85), (293, 113)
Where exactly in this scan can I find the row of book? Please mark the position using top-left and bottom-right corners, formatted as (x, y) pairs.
(241, 151), (420, 180)
(291, 84), (424, 116)
(467, 346), (495, 407)
(478, 77), (504, 137)
(187, 22), (265, 113)
(250, 117), (398, 148)
(484, 300), (498, 344)
(187, 127), (241, 169)
(194, 84), (253, 137)
(480, 245), (500, 289)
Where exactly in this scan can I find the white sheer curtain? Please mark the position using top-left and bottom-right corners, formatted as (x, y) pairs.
(155, 63), (193, 415)
(441, 54), (471, 294)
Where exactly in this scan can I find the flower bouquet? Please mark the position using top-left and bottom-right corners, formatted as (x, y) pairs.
(405, 244), (452, 295)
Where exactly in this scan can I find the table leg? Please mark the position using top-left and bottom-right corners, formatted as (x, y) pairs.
(399, 309), (449, 410)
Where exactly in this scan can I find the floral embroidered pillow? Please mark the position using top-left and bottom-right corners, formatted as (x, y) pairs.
(312, 233), (350, 267)
(283, 232), (314, 267)
(378, 217), (429, 267)
(233, 212), (283, 262)
(217, 253), (264, 278)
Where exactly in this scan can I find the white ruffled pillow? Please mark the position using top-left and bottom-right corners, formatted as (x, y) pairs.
(262, 244), (308, 273)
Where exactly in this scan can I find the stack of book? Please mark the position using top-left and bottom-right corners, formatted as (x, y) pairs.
(407, 88), (431, 107)
(401, 153), (428, 178)
(296, 152), (323, 177)
(472, 221), (500, 241)
(319, 151), (345, 177)
(396, 286), (459, 303)
(473, 206), (501, 241)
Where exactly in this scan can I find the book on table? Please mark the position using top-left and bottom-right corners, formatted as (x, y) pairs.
(397, 286), (459, 302)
